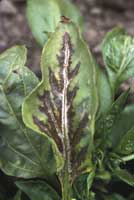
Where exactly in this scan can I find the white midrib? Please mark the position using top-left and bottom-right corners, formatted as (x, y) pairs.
(61, 34), (72, 174)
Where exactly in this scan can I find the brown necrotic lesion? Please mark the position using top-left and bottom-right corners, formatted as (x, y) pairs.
(33, 32), (89, 175)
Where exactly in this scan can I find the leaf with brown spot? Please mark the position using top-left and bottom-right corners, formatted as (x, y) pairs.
(22, 21), (98, 180)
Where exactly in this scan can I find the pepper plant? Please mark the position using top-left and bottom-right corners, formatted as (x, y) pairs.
(0, 16), (134, 200)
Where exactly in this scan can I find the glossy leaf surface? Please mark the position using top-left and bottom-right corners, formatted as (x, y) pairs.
(27, 0), (83, 46)
(102, 27), (134, 93)
(23, 20), (98, 178)
(0, 46), (56, 178)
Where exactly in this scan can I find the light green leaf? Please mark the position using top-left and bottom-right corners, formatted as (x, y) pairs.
(16, 180), (61, 200)
(102, 27), (134, 94)
(23, 20), (98, 177)
(26, 0), (83, 46)
(0, 46), (56, 178)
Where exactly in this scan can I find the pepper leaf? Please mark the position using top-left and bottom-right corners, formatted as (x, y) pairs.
(95, 90), (129, 149)
(102, 193), (126, 200)
(0, 46), (56, 178)
(96, 66), (112, 116)
(102, 27), (134, 94)
(13, 191), (21, 200)
(26, 0), (83, 46)
(23, 20), (98, 178)
(113, 168), (134, 187)
(116, 127), (134, 155)
(110, 105), (134, 149)
(16, 180), (61, 200)
(73, 171), (95, 200)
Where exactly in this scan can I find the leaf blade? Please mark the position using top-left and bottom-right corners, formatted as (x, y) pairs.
(23, 20), (98, 178)
(102, 27), (134, 94)
(0, 46), (56, 178)
(26, 0), (83, 46)
(16, 180), (61, 200)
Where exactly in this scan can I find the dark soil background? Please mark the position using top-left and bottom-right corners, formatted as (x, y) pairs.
(0, 0), (134, 74)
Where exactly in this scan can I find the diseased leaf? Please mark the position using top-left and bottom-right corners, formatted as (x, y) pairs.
(26, 0), (83, 46)
(23, 20), (98, 179)
(16, 180), (60, 200)
(113, 168), (134, 187)
(102, 27), (134, 94)
(0, 46), (57, 178)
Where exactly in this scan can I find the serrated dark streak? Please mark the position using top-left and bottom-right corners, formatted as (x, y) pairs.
(33, 31), (90, 178)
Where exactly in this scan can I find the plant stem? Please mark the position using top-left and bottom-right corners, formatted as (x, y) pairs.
(59, 162), (72, 200)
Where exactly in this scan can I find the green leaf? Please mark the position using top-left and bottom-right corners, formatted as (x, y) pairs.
(102, 27), (134, 94)
(116, 127), (134, 155)
(13, 191), (21, 200)
(0, 45), (27, 84)
(73, 171), (95, 200)
(0, 46), (56, 178)
(96, 66), (112, 116)
(110, 105), (134, 148)
(23, 20), (98, 177)
(16, 180), (61, 200)
(113, 168), (134, 187)
(95, 90), (129, 149)
(102, 193), (126, 200)
(129, 192), (134, 200)
(26, 0), (83, 46)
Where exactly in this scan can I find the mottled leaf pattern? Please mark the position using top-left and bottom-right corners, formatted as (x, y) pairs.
(23, 20), (98, 179)
(102, 27), (134, 94)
